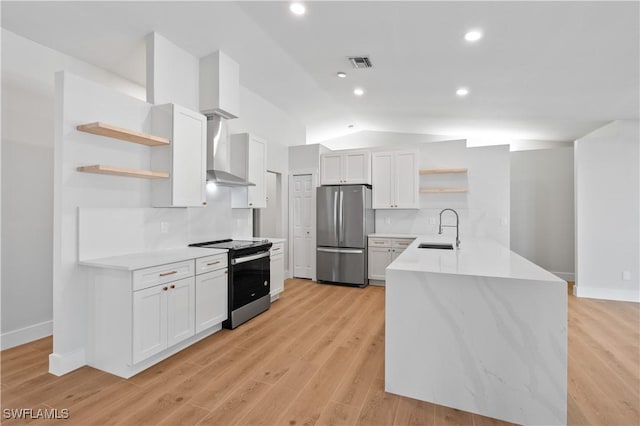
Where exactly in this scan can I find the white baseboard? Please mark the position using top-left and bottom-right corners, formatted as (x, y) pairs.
(575, 286), (640, 303)
(550, 271), (575, 282)
(0, 320), (52, 350)
(49, 348), (86, 376)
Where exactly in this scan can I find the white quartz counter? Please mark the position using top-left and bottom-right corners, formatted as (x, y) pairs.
(78, 247), (227, 271)
(385, 235), (567, 425)
(368, 233), (418, 239)
(236, 237), (287, 244)
(388, 236), (564, 283)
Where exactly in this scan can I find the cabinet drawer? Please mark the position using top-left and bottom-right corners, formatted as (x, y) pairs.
(392, 239), (414, 248)
(369, 238), (391, 248)
(270, 243), (284, 256)
(133, 260), (194, 291)
(195, 253), (228, 275)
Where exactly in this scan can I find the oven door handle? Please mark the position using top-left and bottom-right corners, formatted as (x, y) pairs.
(231, 251), (270, 265)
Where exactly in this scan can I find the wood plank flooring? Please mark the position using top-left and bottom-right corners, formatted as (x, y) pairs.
(1, 278), (638, 425)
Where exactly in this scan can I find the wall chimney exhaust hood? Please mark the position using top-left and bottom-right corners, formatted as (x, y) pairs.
(205, 115), (254, 186)
(200, 50), (251, 186)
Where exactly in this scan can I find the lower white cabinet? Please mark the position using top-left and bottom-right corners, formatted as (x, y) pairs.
(133, 276), (195, 364)
(195, 264), (228, 333)
(368, 237), (415, 284)
(87, 253), (228, 378)
(270, 242), (285, 301)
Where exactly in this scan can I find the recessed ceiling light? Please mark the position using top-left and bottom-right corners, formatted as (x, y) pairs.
(290, 3), (306, 15)
(337, 72), (347, 78)
(464, 30), (483, 42)
(456, 87), (469, 96)
(353, 87), (364, 96)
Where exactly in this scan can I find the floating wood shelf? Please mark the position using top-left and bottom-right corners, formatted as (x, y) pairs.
(419, 168), (468, 175)
(77, 122), (170, 146)
(77, 165), (169, 179)
(420, 187), (468, 193)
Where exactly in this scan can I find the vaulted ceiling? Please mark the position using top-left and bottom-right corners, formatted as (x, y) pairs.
(2, 1), (638, 144)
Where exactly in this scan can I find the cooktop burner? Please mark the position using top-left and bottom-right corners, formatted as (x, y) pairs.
(190, 238), (270, 251)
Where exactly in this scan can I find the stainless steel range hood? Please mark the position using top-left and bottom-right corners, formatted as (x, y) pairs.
(206, 114), (254, 186)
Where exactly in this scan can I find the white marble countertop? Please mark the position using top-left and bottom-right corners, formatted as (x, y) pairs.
(79, 247), (227, 271)
(388, 235), (564, 283)
(368, 233), (418, 239)
(236, 237), (287, 244)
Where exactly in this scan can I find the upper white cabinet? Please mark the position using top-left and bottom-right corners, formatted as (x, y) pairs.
(199, 50), (240, 119)
(230, 133), (267, 208)
(320, 150), (371, 185)
(372, 150), (419, 209)
(151, 103), (207, 207)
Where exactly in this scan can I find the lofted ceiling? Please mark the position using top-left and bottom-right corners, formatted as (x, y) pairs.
(2, 1), (638, 144)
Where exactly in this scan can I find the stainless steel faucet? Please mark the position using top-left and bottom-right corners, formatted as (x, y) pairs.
(438, 208), (460, 249)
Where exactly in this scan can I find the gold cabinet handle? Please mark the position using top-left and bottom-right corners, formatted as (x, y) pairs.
(162, 286), (168, 291)
(272, 247), (281, 251)
(170, 284), (175, 289)
(159, 270), (177, 277)
(207, 261), (221, 266)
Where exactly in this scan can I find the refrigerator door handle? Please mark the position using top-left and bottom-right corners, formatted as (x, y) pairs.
(333, 189), (339, 245)
(317, 248), (364, 254)
(339, 188), (344, 246)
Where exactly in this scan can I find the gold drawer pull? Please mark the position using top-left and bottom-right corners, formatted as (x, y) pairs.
(374, 241), (385, 244)
(159, 270), (177, 277)
(162, 286), (168, 291)
(272, 247), (281, 251)
(207, 261), (221, 266)
(170, 284), (175, 289)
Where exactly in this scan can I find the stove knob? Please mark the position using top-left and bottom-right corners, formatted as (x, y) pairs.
(264, 281), (268, 286)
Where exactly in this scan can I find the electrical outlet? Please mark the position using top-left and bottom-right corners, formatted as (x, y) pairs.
(622, 271), (631, 281)
(385, 217), (391, 225)
(499, 217), (508, 227)
(160, 222), (169, 234)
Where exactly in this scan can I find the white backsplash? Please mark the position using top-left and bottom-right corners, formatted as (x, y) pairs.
(79, 184), (253, 260)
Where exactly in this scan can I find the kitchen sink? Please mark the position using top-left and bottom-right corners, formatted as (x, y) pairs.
(418, 243), (454, 250)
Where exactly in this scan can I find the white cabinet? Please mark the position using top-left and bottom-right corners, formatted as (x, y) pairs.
(194, 253), (228, 333)
(372, 150), (419, 209)
(368, 237), (415, 284)
(151, 103), (207, 207)
(87, 252), (228, 378)
(270, 242), (285, 301)
(132, 276), (195, 364)
(230, 133), (267, 208)
(320, 150), (371, 185)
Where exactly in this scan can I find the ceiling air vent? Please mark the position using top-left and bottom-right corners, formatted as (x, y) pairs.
(348, 56), (373, 69)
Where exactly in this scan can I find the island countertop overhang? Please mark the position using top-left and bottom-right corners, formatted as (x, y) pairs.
(387, 235), (565, 284)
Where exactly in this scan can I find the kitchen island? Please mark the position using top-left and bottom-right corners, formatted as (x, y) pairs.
(385, 237), (567, 425)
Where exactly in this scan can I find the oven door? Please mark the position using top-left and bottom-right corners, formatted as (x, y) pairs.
(230, 250), (270, 310)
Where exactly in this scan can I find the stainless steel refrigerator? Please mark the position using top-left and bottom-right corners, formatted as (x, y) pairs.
(316, 185), (374, 287)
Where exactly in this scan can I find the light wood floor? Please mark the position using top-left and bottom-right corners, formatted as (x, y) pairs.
(1, 279), (638, 425)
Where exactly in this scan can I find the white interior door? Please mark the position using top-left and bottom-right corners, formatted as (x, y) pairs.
(293, 174), (313, 278)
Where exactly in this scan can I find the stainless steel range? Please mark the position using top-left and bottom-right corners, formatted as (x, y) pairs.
(190, 239), (272, 329)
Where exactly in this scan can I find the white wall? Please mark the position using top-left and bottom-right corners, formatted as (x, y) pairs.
(1, 29), (304, 352)
(575, 120), (639, 302)
(1, 29), (145, 350)
(511, 147), (575, 280)
(318, 130), (452, 150)
(372, 140), (511, 247)
(146, 32), (199, 110)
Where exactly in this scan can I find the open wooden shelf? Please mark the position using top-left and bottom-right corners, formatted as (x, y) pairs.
(77, 122), (170, 146)
(77, 165), (169, 179)
(419, 168), (468, 175)
(420, 187), (468, 193)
